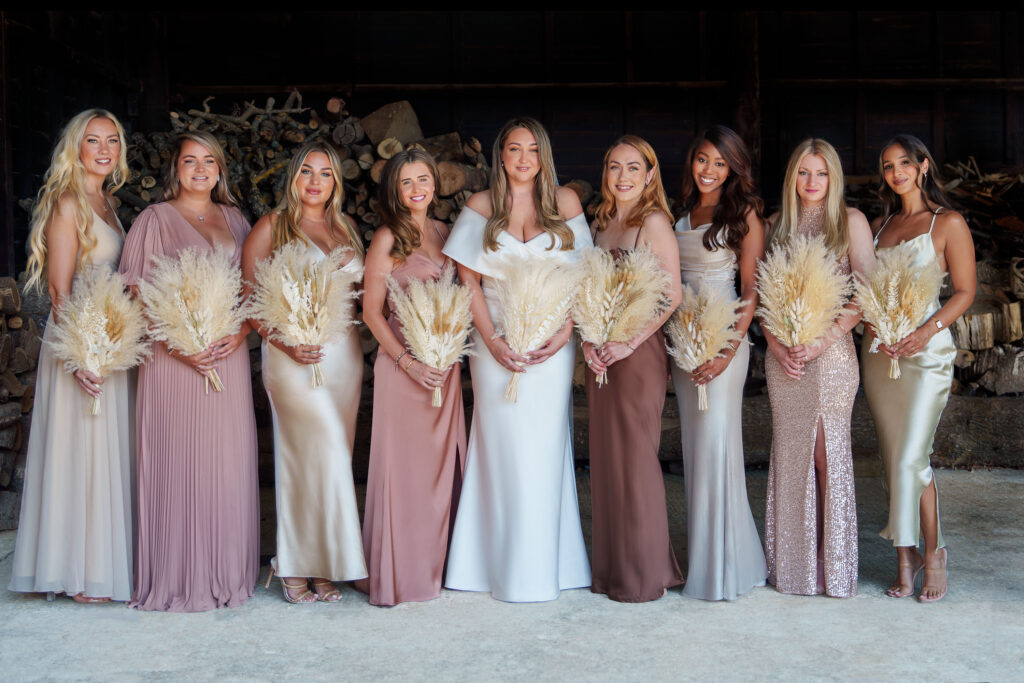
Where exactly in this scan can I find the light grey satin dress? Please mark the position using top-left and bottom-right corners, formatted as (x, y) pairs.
(862, 210), (953, 549)
(671, 215), (767, 601)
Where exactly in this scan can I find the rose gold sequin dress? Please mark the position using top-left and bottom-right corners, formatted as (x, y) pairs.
(764, 204), (859, 598)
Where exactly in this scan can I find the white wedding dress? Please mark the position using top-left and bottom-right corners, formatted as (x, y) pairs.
(442, 206), (592, 602)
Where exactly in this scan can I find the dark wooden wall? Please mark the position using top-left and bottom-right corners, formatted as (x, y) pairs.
(3, 10), (1023, 274)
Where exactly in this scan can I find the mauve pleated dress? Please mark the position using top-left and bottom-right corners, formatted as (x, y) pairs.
(119, 202), (260, 612)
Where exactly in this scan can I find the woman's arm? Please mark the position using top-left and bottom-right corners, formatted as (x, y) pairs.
(363, 227), (447, 390)
(459, 262), (530, 372)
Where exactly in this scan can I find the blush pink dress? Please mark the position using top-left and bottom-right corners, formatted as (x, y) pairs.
(359, 242), (467, 607)
(119, 202), (260, 612)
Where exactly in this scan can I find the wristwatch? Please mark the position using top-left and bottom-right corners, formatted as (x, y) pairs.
(934, 319), (943, 330)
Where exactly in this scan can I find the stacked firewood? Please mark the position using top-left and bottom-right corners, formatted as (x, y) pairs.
(114, 92), (493, 246)
(0, 276), (45, 529)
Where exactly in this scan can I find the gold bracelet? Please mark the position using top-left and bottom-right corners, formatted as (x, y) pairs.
(395, 349), (409, 368)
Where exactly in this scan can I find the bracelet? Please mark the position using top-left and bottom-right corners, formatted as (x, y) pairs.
(402, 357), (415, 372)
(394, 349), (409, 368)
(626, 341), (636, 352)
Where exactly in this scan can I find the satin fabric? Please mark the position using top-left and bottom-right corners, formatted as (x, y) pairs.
(862, 222), (952, 549)
(441, 207), (592, 602)
(8, 210), (135, 601)
(671, 215), (767, 601)
(263, 246), (367, 582)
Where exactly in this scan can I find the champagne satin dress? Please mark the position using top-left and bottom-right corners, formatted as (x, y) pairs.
(586, 230), (683, 603)
(359, 243), (466, 607)
(8, 210), (135, 601)
(764, 204), (859, 598)
(671, 215), (767, 601)
(262, 244), (368, 583)
(862, 209), (953, 549)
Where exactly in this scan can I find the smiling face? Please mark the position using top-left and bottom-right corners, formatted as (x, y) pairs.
(795, 153), (829, 206)
(294, 151), (335, 208)
(881, 144), (929, 196)
(79, 117), (121, 180)
(176, 139), (220, 195)
(691, 140), (729, 196)
(397, 161), (435, 212)
(605, 144), (654, 205)
(500, 127), (541, 184)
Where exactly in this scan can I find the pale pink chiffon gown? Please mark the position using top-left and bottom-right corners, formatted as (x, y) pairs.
(119, 202), (260, 612)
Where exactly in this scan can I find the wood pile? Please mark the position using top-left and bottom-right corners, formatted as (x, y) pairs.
(111, 92), (493, 247)
(0, 275), (46, 530)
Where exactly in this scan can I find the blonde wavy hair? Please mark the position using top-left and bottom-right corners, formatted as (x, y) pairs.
(161, 131), (239, 208)
(24, 109), (129, 292)
(378, 149), (441, 261)
(270, 141), (362, 256)
(771, 138), (849, 256)
(483, 117), (573, 252)
(593, 135), (671, 233)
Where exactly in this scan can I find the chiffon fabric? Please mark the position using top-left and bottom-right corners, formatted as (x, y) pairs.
(671, 214), (767, 601)
(119, 202), (260, 612)
(586, 239), (682, 602)
(8, 210), (135, 601)
(262, 243), (367, 583)
(360, 245), (466, 606)
(764, 204), (859, 598)
(862, 210), (952, 549)
(442, 207), (592, 602)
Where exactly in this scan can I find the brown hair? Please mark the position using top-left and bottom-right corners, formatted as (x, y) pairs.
(161, 131), (239, 207)
(378, 149), (442, 261)
(593, 135), (671, 233)
(877, 134), (952, 219)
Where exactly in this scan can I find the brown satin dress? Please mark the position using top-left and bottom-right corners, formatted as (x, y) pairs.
(359, 247), (467, 607)
(586, 234), (683, 603)
(764, 204), (859, 598)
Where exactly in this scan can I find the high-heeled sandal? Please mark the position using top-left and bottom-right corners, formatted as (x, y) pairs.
(886, 557), (925, 598)
(312, 580), (342, 603)
(265, 558), (318, 604)
(69, 592), (110, 604)
(918, 548), (948, 603)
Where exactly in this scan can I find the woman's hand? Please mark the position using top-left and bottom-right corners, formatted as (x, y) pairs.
(273, 341), (324, 366)
(765, 331), (803, 380)
(594, 340), (634, 369)
(73, 369), (104, 398)
(692, 346), (736, 386)
(582, 341), (607, 376)
(209, 328), (250, 362)
(402, 358), (450, 391)
(168, 344), (217, 376)
(889, 323), (936, 358)
(526, 320), (573, 365)
(487, 335), (530, 373)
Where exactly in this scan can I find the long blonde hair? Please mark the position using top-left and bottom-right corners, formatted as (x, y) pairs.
(483, 117), (573, 252)
(771, 138), (849, 255)
(161, 131), (239, 207)
(378, 149), (441, 261)
(24, 109), (129, 292)
(593, 135), (671, 233)
(270, 141), (363, 256)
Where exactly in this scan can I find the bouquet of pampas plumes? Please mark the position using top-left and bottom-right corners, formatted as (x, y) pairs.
(756, 233), (852, 350)
(387, 264), (474, 407)
(573, 246), (669, 386)
(491, 254), (581, 402)
(853, 242), (944, 379)
(665, 282), (744, 411)
(137, 246), (248, 394)
(46, 266), (150, 415)
(248, 241), (362, 388)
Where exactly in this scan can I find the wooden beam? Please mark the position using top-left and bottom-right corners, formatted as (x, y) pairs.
(770, 77), (1024, 90)
(174, 81), (731, 96)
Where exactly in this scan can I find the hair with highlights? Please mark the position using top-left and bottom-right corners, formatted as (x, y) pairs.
(161, 130), (239, 208)
(593, 135), (672, 233)
(378, 149), (442, 261)
(771, 138), (849, 255)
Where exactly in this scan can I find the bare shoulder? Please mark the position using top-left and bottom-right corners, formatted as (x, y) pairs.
(641, 210), (674, 236)
(743, 206), (765, 233)
(369, 224), (397, 251)
(845, 206), (871, 234)
(556, 186), (584, 219)
(432, 218), (451, 240)
(464, 191), (492, 217)
(869, 214), (886, 234)
(935, 207), (969, 235)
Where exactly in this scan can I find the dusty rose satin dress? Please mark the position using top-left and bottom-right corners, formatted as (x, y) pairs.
(359, 249), (467, 606)
(586, 242), (683, 603)
(119, 203), (260, 612)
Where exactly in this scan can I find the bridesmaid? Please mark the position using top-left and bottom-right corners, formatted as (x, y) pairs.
(357, 149), (467, 607)
(670, 125), (768, 601)
(242, 141), (367, 604)
(9, 109), (134, 603)
(583, 135), (683, 602)
(119, 131), (260, 611)
(442, 116), (592, 602)
(862, 134), (975, 603)
(762, 139), (874, 598)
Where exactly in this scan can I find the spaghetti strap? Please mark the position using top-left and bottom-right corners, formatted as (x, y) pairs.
(873, 214), (895, 245)
(927, 207), (942, 234)
(633, 223), (644, 250)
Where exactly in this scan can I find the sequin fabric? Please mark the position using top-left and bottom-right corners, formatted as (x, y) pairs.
(763, 204), (859, 597)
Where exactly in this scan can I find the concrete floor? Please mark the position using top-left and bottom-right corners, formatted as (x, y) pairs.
(1, 468), (1022, 681)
